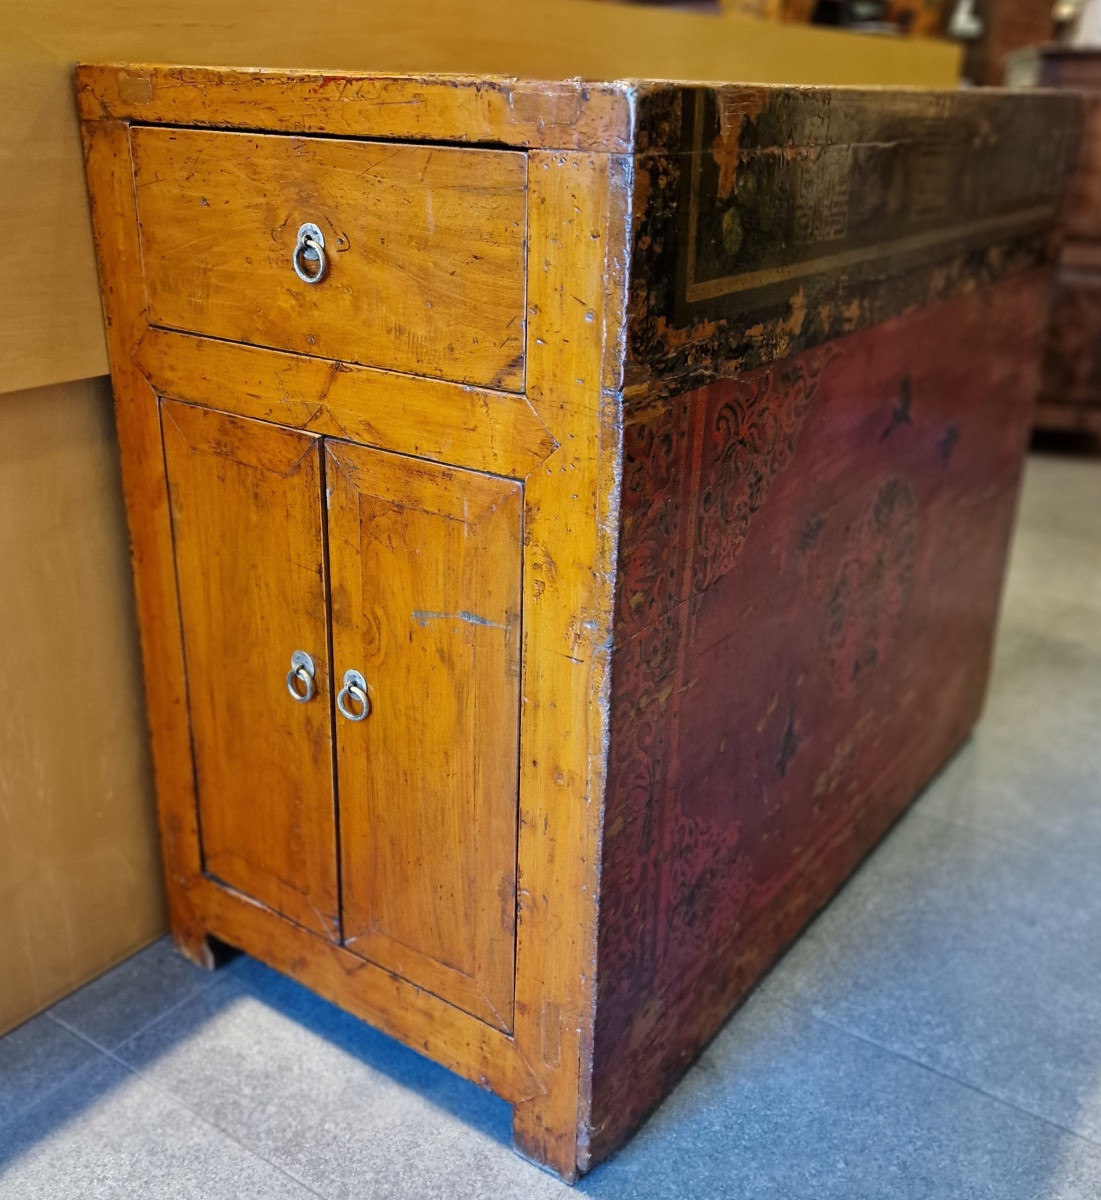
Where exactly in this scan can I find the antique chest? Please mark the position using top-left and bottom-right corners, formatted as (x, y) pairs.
(77, 65), (1077, 1179)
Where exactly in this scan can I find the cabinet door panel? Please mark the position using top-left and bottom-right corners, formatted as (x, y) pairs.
(326, 443), (522, 1031)
(162, 401), (338, 939)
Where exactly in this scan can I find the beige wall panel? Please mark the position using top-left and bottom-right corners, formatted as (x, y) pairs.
(0, 376), (163, 1034)
(0, 0), (961, 396)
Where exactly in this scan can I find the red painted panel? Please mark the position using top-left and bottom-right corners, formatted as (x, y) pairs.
(590, 272), (1047, 1160)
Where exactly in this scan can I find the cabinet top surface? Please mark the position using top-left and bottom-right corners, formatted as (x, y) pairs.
(75, 63), (1078, 153)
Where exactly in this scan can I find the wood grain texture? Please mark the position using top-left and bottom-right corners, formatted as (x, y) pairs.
(80, 117), (211, 966)
(81, 66), (633, 153)
(135, 328), (556, 479)
(131, 126), (527, 391)
(327, 443), (523, 1031)
(510, 150), (631, 1180)
(192, 875), (542, 1103)
(162, 402), (338, 940)
(590, 271), (1049, 1162)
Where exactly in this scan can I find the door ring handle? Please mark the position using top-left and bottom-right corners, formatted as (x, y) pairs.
(286, 650), (316, 703)
(336, 669), (370, 721)
(292, 222), (327, 284)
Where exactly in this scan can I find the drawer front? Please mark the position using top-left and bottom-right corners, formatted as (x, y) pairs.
(131, 127), (527, 390)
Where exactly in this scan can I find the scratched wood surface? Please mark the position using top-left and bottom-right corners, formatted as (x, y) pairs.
(78, 66), (1077, 1181)
(131, 126), (528, 390)
(135, 328), (556, 480)
(161, 401), (339, 940)
(3, 1), (964, 397)
(327, 443), (523, 1031)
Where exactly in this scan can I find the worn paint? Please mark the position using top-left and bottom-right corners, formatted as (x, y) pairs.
(625, 84), (1078, 394)
(590, 272), (1049, 1161)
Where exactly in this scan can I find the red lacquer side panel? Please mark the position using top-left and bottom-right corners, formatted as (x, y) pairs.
(589, 272), (1048, 1163)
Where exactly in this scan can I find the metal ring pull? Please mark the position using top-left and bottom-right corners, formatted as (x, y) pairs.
(286, 650), (316, 703)
(336, 669), (370, 722)
(292, 222), (327, 285)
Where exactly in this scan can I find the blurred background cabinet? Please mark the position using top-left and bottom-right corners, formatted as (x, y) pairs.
(1012, 47), (1101, 435)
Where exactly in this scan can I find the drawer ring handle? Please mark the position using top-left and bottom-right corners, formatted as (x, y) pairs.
(292, 222), (327, 285)
(286, 650), (316, 703)
(336, 669), (370, 722)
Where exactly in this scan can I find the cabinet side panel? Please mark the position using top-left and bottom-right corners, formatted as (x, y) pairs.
(591, 272), (1049, 1161)
(162, 402), (338, 940)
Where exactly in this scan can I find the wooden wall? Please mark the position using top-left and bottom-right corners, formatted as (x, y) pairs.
(0, 378), (164, 1034)
(0, 0), (959, 1033)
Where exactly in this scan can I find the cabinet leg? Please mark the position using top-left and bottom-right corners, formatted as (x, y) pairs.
(170, 925), (239, 972)
(511, 1095), (583, 1183)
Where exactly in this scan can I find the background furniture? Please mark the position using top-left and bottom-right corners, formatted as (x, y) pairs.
(1011, 46), (1101, 435)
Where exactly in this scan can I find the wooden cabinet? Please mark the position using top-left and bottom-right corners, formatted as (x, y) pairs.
(162, 397), (522, 1023)
(78, 65), (1077, 1180)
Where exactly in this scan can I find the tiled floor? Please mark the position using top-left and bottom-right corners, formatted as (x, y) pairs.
(2, 448), (1100, 1199)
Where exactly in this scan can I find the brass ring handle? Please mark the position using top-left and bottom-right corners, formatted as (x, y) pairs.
(286, 650), (316, 703)
(292, 222), (327, 285)
(336, 669), (370, 722)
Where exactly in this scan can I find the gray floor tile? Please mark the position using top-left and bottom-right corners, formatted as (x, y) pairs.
(0, 1055), (319, 1199)
(758, 805), (1101, 1145)
(921, 714), (1101, 877)
(115, 957), (570, 1200)
(579, 993), (1101, 1200)
(0, 1012), (98, 1129)
(918, 462), (1101, 873)
(48, 936), (225, 1052)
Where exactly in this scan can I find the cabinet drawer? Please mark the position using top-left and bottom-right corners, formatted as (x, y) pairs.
(130, 127), (528, 390)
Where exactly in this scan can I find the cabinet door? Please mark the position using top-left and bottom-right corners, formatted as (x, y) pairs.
(162, 402), (339, 939)
(326, 443), (522, 1030)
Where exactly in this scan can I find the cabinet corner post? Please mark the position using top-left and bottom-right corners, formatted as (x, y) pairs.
(510, 147), (633, 1177)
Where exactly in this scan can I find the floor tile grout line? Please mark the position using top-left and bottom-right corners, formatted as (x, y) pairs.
(90, 1042), (333, 1200)
(44, 951), (245, 1058)
(780, 998), (1101, 1153)
(0, 1037), (118, 1145)
(907, 803), (1101, 887)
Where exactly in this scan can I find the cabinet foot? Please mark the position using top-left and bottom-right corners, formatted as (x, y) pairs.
(511, 1101), (582, 1184)
(171, 927), (239, 972)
